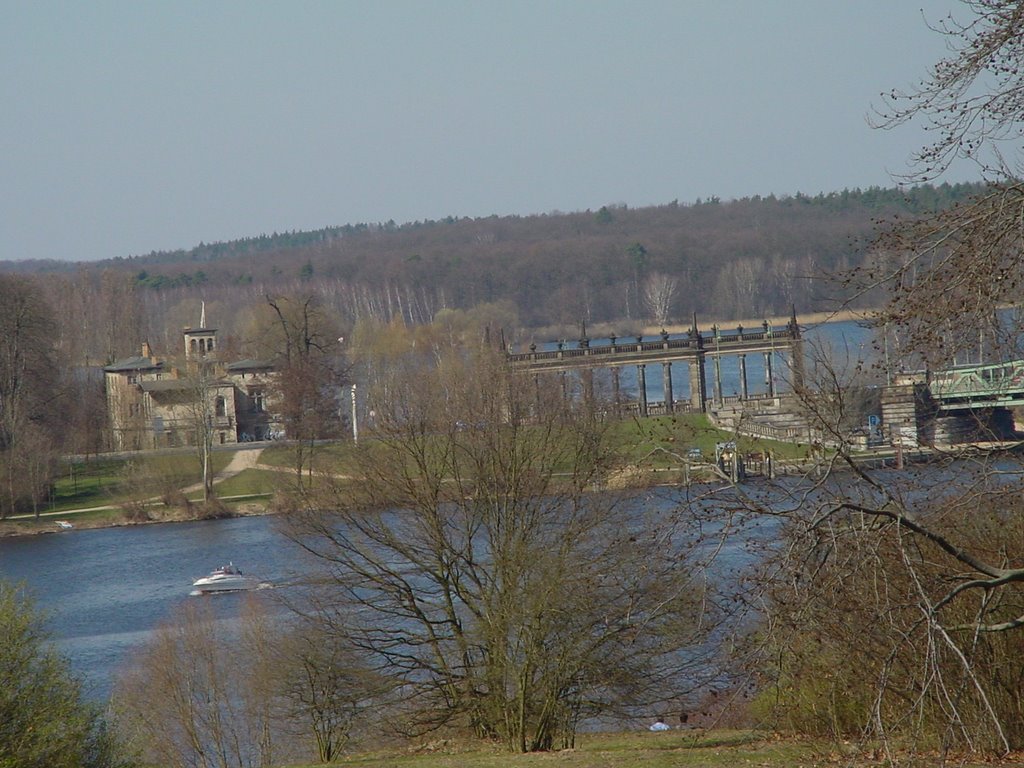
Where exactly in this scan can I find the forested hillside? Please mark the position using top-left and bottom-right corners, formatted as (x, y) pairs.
(3, 183), (981, 360)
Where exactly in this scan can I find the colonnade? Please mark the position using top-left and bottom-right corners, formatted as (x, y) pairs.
(510, 310), (805, 416)
(625, 347), (782, 415)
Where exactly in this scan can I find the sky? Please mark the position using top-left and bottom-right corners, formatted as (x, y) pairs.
(1, 1), (977, 263)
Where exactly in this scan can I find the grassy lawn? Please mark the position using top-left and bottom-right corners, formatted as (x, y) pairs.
(198, 468), (279, 499)
(284, 731), (831, 768)
(607, 414), (809, 468)
(6, 453), (236, 523)
(278, 730), (1024, 768)
(258, 440), (359, 471)
(55, 453), (232, 509)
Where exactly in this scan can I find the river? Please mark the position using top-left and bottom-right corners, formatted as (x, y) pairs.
(0, 515), (300, 700)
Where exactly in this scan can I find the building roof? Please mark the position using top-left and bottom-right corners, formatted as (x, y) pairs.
(104, 356), (165, 373)
(140, 378), (233, 393)
(226, 359), (275, 372)
(139, 379), (190, 392)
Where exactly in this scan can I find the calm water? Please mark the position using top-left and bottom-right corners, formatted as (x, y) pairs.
(0, 516), (300, 700)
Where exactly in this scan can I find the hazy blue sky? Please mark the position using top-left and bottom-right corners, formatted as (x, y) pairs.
(2, 1), (974, 263)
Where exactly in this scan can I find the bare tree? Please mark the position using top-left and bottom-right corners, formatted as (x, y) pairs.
(261, 294), (346, 484)
(862, 1), (1024, 363)
(114, 599), (284, 768)
(0, 276), (63, 519)
(180, 361), (226, 503)
(280, 341), (725, 752)
(641, 272), (678, 328)
(746, 352), (1024, 758)
(273, 622), (388, 762)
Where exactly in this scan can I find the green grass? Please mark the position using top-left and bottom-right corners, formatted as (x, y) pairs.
(606, 414), (810, 469)
(199, 468), (278, 499)
(52, 453), (233, 510)
(278, 730), (1020, 768)
(258, 441), (359, 470)
(283, 731), (826, 768)
(49, 458), (124, 511)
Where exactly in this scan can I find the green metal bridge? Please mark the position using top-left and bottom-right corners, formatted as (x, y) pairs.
(929, 359), (1024, 411)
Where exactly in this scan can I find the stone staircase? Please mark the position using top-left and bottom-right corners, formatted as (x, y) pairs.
(708, 395), (814, 444)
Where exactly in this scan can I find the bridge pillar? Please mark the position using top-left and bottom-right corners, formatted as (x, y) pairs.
(738, 354), (749, 399)
(581, 368), (594, 405)
(764, 351), (775, 397)
(713, 355), (723, 405)
(662, 362), (674, 413)
(689, 353), (707, 412)
(637, 364), (648, 417)
(790, 338), (805, 392)
(788, 306), (805, 392)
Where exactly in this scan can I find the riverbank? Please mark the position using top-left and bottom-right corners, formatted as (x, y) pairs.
(652, 307), (874, 336)
(535, 307), (875, 342)
(0, 497), (273, 538)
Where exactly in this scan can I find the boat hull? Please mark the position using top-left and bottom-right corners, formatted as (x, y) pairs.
(192, 576), (256, 593)
(191, 564), (258, 593)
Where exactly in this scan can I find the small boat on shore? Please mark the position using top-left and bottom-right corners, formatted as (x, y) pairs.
(192, 563), (258, 594)
(54, 521), (74, 530)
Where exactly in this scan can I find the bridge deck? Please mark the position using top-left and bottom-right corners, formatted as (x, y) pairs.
(508, 328), (798, 373)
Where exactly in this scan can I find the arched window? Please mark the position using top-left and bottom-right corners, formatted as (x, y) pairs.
(215, 395), (226, 418)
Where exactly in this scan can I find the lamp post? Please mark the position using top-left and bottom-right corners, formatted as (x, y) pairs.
(351, 384), (358, 444)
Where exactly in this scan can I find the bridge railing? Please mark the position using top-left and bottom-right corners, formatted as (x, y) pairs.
(930, 359), (1024, 399)
(507, 326), (797, 364)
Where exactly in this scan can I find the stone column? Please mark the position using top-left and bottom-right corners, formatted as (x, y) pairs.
(581, 368), (594, 405)
(688, 353), (707, 412)
(738, 354), (749, 399)
(713, 355), (723, 405)
(790, 337), (805, 392)
(662, 362), (674, 413)
(637, 364), (648, 417)
(764, 351), (775, 397)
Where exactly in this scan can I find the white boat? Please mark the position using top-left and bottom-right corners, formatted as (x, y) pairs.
(192, 563), (257, 593)
(54, 520), (74, 530)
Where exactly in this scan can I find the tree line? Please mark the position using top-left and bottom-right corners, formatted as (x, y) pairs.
(2, 183), (986, 335)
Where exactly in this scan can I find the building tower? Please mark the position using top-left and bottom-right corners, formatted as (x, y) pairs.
(183, 302), (217, 360)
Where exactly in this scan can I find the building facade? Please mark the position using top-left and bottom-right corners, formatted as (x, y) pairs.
(104, 325), (283, 452)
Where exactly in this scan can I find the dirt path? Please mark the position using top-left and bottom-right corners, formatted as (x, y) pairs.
(178, 447), (265, 495)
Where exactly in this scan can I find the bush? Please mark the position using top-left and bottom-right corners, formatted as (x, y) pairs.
(0, 582), (130, 767)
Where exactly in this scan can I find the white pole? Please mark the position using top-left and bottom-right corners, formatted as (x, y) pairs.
(351, 384), (358, 444)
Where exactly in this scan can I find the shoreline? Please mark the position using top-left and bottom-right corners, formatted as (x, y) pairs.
(648, 308), (874, 336)
(0, 499), (272, 539)
(534, 308), (877, 342)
